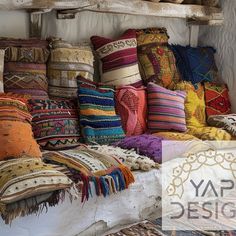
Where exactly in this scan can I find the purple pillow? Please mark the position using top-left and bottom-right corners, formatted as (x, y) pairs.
(113, 134), (163, 163)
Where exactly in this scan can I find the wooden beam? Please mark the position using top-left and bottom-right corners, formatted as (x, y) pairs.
(189, 25), (199, 47)
(29, 13), (42, 38)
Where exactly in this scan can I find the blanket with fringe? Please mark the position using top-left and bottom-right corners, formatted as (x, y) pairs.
(43, 146), (135, 202)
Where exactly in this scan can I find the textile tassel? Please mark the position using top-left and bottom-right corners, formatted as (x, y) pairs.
(118, 164), (135, 188)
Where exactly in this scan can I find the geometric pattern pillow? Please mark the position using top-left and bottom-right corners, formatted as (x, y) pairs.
(208, 114), (236, 137)
(175, 81), (206, 128)
(136, 28), (180, 89)
(28, 99), (80, 150)
(204, 82), (231, 117)
(91, 29), (142, 87)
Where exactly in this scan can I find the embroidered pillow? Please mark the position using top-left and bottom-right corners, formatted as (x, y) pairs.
(171, 45), (217, 86)
(175, 81), (206, 128)
(136, 28), (180, 89)
(0, 94), (42, 160)
(78, 77), (125, 144)
(0, 50), (4, 93)
(204, 82), (231, 117)
(48, 40), (94, 99)
(147, 83), (186, 132)
(115, 86), (147, 136)
(91, 29), (142, 87)
(28, 99), (80, 150)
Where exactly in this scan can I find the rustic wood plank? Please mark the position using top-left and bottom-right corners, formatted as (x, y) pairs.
(0, 0), (223, 23)
(29, 13), (42, 38)
(189, 25), (199, 47)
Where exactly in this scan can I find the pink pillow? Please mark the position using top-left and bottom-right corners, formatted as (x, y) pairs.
(91, 29), (142, 87)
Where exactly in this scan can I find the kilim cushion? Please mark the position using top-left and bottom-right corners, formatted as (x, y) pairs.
(115, 85), (147, 136)
(0, 94), (42, 160)
(147, 83), (187, 132)
(171, 45), (218, 86)
(0, 157), (72, 220)
(175, 81), (206, 128)
(78, 77), (125, 145)
(208, 114), (236, 137)
(28, 99), (80, 150)
(204, 82), (231, 117)
(0, 50), (4, 93)
(90, 29), (142, 87)
(136, 27), (180, 89)
(48, 40), (94, 99)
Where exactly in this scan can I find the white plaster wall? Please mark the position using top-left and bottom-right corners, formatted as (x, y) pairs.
(0, 10), (29, 38)
(199, 0), (236, 112)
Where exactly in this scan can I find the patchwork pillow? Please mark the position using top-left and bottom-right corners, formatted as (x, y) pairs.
(48, 40), (94, 99)
(147, 83), (187, 132)
(91, 29), (142, 87)
(171, 45), (217, 86)
(175, 81), (206, 127)
(208, 114), (236, 137)
(114, 134), (164, 163)
(78, 77), (125, 144)
(204, 82), (231, 117)
(136, 28), (180, 89)
(0, 94), (42, 160)
(0, 50), (4, 93)
(28, 99), (80, 150)
(0, 157), (72, 222)
(115, 86), (147, 136)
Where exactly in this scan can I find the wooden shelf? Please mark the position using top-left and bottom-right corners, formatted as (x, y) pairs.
(0, 0), (223, 24)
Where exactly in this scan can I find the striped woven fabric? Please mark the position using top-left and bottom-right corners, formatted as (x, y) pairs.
(48, 40), (94, 99)
(78, 77), (125, 145)
(43, 146), (134, 202)
(28, 99), (80, 150)
(90, 29), (142, 87)
(0, 50), (4, 93)
(147, 82), (187, 132)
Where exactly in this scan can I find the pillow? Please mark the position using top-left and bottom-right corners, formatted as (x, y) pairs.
(0, 50), (4, 93)
(171, 45), (217, 85)
(147, 83), (187, 132)
(0, 94), (42, 160)
(208, 114), (236, 137)
(91, 29), (142, 87)
(48, 40), (94, 99)
(154, 131), (199, 141)
(28, 99), (80, 150)
(78, 77), (125, 144)
(0, 157), (72, 205)
(115, 85), (147, 136)
(204, 82), (231, 117)
(136, 28), (180, 89)
(175, 81), (206, 127)
(114, 134), (164, 163)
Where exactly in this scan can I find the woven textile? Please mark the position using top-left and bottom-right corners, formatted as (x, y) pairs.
(204, 82), (231, 117)
(48, 40), (94, 99)
(78, 77), (125, 145)
(0, 94), (42, 160)
(115, 85), (147, 136)
(114, 134), (164, 163)
(43, 146), (135, 202)
(147, 83), (187, 132)
(175, 81), (206, 128)
(28, 99), (80, 150)
(208, 114), (236, 137)
(0, 157), (72, 224)
(171, 45), (217, 86)
(136, 27), (180, 89)
(91, 29), (142, 87)
(154, 131), (199, 141)
(0, 50), (4, 93)
(88, 145), (159, 171)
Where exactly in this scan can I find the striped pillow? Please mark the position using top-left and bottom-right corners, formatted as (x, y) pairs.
(78, 77), (125, 144)
(147, 83), (187, 132)
(90, 29), (142, 87)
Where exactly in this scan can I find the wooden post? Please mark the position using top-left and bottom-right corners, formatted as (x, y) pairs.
(29, 12), (42, 38)
(189, 25), (199, 47)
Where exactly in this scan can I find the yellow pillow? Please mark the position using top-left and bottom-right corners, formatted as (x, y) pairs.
(175, 81), (206, 127)
(154, 131), (198, 141)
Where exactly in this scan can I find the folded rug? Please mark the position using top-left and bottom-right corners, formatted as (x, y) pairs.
(43, 146), (135, 202)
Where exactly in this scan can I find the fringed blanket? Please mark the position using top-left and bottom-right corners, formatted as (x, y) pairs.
(43, 146), (135, 202)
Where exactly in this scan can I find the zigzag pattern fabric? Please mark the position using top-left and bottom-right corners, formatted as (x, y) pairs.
(78, 77), (125, 145)
(28, 99), (80, 150)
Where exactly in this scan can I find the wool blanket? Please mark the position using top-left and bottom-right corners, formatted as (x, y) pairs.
(43, 146), (135, 202)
